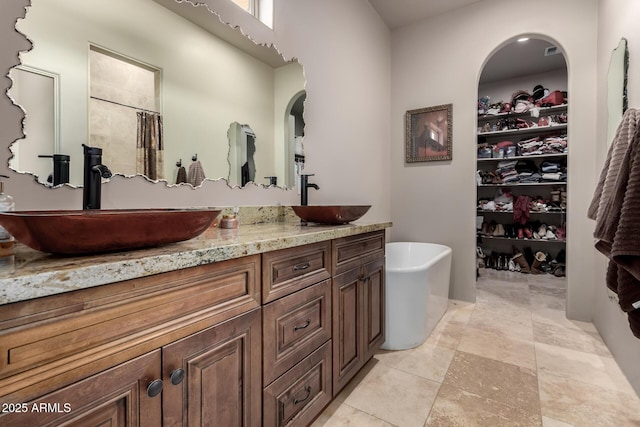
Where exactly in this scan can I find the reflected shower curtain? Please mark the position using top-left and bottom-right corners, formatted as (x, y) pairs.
(136, 111), (164, 180)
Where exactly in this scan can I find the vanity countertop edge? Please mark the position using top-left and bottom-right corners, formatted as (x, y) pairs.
(0, 221), (392, 305)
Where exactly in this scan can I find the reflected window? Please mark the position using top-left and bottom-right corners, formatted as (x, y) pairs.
(229, 0), (273, 29)
(231, 0), (253, 13)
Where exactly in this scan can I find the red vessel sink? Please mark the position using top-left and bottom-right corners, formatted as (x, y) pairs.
(291, 205), (371, 225)
(0, 208), (221, 255)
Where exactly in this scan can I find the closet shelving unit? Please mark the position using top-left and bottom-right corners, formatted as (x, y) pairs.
(476, 102), (568, 260)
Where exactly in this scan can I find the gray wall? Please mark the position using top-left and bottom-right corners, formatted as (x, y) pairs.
(389, 0), (599, 322)
(594, 0), (640, 396)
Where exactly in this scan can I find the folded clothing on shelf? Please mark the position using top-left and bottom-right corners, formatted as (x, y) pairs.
(517, 134), (567, 156)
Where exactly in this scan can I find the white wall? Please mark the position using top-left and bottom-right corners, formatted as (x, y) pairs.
(0, 0), (391, 223)
(595, 0), (640, 395)
(390, 0), (599, 317)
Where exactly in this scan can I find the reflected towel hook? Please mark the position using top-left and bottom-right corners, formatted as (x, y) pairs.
(192, 154), (198, 161)
(176, 159), (182, 167)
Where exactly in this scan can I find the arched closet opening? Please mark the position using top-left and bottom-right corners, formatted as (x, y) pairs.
(476, 37), (568, 289)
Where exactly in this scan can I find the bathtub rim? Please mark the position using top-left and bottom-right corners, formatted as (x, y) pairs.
(385, 241), (452, 274)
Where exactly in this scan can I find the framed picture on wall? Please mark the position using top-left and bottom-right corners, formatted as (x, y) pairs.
(405, 103), (452, 162)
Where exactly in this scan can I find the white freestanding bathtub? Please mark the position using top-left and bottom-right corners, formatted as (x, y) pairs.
(381, 242), (452, 350)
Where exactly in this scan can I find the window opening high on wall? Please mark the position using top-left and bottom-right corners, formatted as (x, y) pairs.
(229, 0), (274, 29)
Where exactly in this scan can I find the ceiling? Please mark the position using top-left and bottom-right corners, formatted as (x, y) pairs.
(368, 0), (567, 83)
(368, 0), (486, 30)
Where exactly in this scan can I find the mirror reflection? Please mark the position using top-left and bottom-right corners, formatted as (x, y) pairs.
(606, 38), (629, 146)
(9, 0), (305, 189)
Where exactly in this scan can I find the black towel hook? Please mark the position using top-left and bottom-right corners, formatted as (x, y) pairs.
(192, 154), (198, 161)
(176, 159), (182, 167)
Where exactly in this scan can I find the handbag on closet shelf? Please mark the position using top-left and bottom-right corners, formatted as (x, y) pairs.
(538, 90), (565, 107)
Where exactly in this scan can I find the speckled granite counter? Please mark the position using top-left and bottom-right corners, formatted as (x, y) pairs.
(0, 220), (391, 305)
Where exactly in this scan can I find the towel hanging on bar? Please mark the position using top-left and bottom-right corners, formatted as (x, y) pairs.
(187, 160), (206, 187)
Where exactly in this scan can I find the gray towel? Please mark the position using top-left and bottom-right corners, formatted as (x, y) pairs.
(176, 166), (187, 184)
(187, 160), (206, 187)
(589, 108), (640, 338)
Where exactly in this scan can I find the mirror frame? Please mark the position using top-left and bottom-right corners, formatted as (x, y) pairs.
(9, 0), (305, 191)
(606, 38), (629, 146)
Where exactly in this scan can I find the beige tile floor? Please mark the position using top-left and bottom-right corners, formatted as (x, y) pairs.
(312, 269), (640, 427)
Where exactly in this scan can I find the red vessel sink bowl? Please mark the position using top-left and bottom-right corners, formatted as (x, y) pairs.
(291, 205), (371, 225)
(0, 208), (221, 255)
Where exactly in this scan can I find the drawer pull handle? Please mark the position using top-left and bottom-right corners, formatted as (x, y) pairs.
(147, 379), (164, 398)
(294, 386), (312, 405)
(170, 368), (185, 385)
(293, 262), (311, 271)
(294, 319), (311, 331)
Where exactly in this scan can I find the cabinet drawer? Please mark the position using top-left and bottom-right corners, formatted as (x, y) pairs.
(263, 279), (331, 385)
(262, 241), (331, 303)
(332, 231), (385, 275)
(0, 256), (261, 400)
(263, 341), (332, 427)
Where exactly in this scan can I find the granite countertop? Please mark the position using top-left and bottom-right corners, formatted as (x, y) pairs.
(0, 220), (391, 305)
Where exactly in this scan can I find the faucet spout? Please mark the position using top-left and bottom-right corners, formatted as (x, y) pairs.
(92, 164), (113, 179)
(83, 144), (111, 210)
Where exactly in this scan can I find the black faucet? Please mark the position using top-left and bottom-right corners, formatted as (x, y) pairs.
(300, 174), (319, 206)
(83, 144), (112, 210)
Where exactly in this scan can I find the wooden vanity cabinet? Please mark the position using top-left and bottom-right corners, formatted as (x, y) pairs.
(0, 255), (261, 426)
(0, 229), (387, 426)
(162, 308), (262, 427)
(332, 231), (385, 396)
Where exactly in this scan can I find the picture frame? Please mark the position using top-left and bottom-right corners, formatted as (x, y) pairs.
(405, 103), (452, 162)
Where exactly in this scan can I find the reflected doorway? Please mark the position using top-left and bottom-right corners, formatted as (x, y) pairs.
(285, 90), (306, 188)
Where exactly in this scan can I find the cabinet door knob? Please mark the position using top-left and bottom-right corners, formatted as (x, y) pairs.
(147, 379), (164, 398)
(170, 368), (185, 385)
(293, 386), (312, 405)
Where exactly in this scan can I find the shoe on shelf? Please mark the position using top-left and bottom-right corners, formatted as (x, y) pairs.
(476, 246), (485, 258)
(480, 222), (489, 235)
(517, 227), (524, 239)
(553, 264), (566, 277)
(512, 252), (531, 274)
(531, 251), (547, 274)
(487, 221), (497, 235)
(524, 227), (533, 239)
(477, 256), (485, 268)
(493, 223), (505, 237)
(535, 224), (547, 240)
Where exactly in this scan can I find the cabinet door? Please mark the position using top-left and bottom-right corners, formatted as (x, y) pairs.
(363, 256), (385, 361)
(332, 268), (363, 396)
(162, 309), (262, 427)
(0, 350), (162, 427)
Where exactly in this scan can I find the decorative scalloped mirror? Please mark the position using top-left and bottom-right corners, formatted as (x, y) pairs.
(606, 38), (629, 146)
(8, 0), (306, 189)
